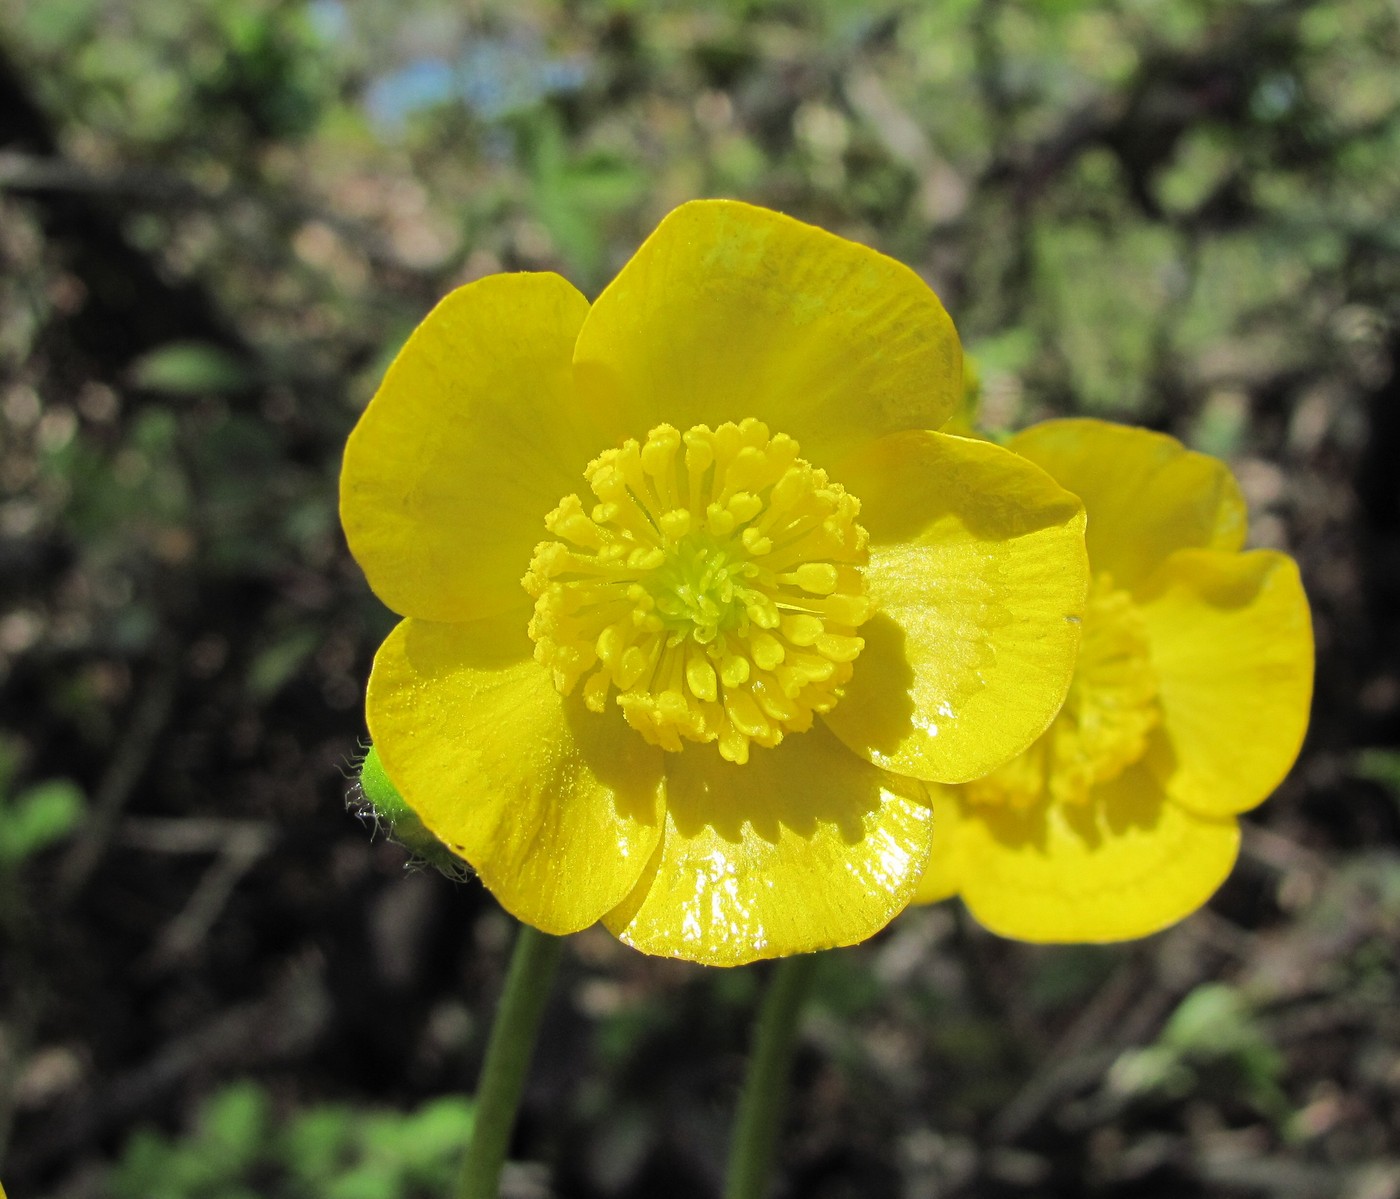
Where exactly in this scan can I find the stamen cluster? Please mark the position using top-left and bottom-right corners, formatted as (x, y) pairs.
(523, 419), (872, 762)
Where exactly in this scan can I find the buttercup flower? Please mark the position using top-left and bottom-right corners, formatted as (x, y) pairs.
(915, 419), (1313, 941)
(342, 200), (1089, 966)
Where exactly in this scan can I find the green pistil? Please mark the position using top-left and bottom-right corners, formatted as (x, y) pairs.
(644, 534), (751, 642)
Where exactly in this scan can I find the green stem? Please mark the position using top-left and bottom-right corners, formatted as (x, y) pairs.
(456, 922), (564, 1199)
(724, 952), (822, 1199)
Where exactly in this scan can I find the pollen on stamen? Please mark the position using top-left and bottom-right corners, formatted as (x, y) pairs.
(522, 419), (874, 762)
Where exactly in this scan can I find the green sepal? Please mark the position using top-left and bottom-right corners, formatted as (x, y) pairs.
(354, 746), (471, 881)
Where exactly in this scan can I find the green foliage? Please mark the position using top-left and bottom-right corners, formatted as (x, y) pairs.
(1034, 220), (1183, 415)
(514, 108), (650, 284)
(0, 741), (86, 869)
(109, 1081), (474, 1199)
(246, 628), (323, 701)
(129, 342), (257, 396)
(1109, 983), (1288, 1120)
(1355, 749), (1400, 799)
(0, 779), (86, 867)
(13, 0), (336, 149)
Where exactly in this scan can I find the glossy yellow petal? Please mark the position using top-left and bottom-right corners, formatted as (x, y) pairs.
(572, 199), (962, 466)
(1137, 549), (1313, 816)
(912, 785), (967, 905)
(342, 273), (598, 623)
(823, 432), (1088, 783)
(603, 723), (933, 966)
(1008, 419), (1248, 593)
(366, 612), (665, 934)
(954, 764), (1241, 942)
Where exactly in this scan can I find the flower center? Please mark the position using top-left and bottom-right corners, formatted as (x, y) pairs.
(523, 419), (873, 762)
(965, 573), (1160, 810)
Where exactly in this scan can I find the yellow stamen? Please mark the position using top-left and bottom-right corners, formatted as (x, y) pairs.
(523, 419), (873, 761)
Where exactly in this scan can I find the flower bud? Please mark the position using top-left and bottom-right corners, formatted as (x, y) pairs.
(352, 746), (470, 880)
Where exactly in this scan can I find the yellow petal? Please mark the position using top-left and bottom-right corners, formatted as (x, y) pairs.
(823, 431), (1089, 783)
(341, 273), (598, 623)
(953, 763), (1241, 942)
(572, 199), (962, 466)
(912, 785), (967, 905)
(366, 612), (665, 934)
(603, 723), (933, 966)
(1008, 419), (1248, 593)
(1137, 549), (1313, 816)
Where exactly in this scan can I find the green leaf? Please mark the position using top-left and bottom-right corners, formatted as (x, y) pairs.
(1355, 749), (1400, 798)
(129, 342), (255, 396)
(19, 0), (98, 50)
(283, 1106), (356, 1183)
(1107, 1044), (1192, 1097)
(394, 1097), (474, 1173)
(246, 628), (322, 700)
(0, 779), (86, 865)
(199, 1082), (272, 1174)
(323, 1165), (398, 1199)
(1161, 983), (1286, 1111)
(1162, 982), (1252, 1055)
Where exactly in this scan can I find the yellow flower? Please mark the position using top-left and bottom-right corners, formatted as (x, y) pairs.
(915, 418), (1313, 942)
(341, 200), (1089, 965)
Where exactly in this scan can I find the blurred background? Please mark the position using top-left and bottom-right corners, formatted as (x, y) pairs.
(1, 0), (1399, 1195)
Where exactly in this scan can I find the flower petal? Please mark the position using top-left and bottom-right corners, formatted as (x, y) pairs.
(952, 764), (1241, 942)
(572, 200), (962, 466)
(1008, 419), (1248, 593)
(603, 723), (933, 966)
(342, 273), (598, 623)
(823, 431), (1088, 783)
(1137, 548), (1313, 816)
(912, 785), (967, 905)
(366, 612), (665, 934)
